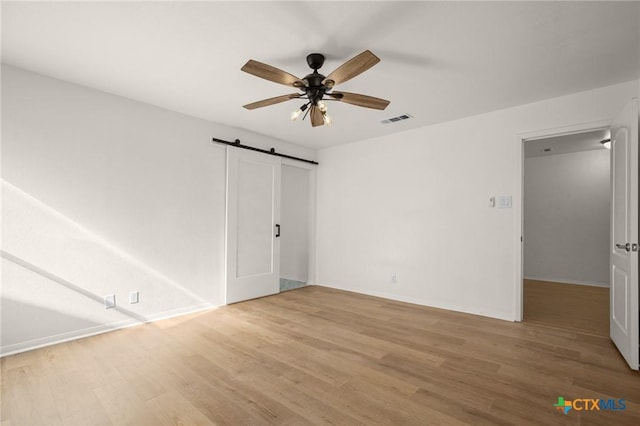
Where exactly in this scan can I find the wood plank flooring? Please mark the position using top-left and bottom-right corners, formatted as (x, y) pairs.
(524, 279), (609, 337)
(2, 285), (640, 425)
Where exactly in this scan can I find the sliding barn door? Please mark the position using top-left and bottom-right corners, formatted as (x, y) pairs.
(225, 148), (281, 304)
(610, 99), (639, 370)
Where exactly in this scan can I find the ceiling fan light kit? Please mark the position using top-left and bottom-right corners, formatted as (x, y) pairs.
(241, 50), (390, 127)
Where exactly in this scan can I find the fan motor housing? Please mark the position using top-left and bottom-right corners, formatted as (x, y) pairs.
(303, 72), (325, 88)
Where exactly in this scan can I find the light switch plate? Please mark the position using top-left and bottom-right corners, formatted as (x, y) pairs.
(498, 195), (512, 209)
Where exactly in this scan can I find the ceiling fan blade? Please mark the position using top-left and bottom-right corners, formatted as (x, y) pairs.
(322, 50), (380, 86)
(329, 91), (390, 110)
(241, 60), (305, 88)
(243, 93), (301, 110)
(310, 105), (325, 127)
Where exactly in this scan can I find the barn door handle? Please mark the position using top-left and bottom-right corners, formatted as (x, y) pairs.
(275, 224), (281, 238)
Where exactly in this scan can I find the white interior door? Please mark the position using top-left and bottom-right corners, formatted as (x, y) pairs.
(226, 148), (281, 304)
(610, 98), (639, 370)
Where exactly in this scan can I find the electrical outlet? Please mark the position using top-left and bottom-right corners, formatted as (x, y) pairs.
(391, 273), (397, 284)
(104, 294), (116, 309)
(129, 291), (139, 304)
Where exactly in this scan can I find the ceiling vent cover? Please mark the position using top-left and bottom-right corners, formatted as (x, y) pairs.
(381, 114), (412, 124)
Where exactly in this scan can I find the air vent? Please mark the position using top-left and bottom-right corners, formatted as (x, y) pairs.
(381, 114), (412, 124)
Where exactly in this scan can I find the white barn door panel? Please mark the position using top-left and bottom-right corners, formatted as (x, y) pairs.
(226, 148), (281, 304)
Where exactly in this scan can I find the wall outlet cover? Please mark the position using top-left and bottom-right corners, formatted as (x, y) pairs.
(129, 291), (139, 304)
(104, 294), (116, 309)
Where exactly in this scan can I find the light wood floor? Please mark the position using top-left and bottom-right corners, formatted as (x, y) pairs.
(2, 285), (640, 425)
(524, 279), (610, 337)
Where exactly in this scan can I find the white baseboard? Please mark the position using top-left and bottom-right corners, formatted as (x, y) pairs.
(0, 302), (219, 357)
(314, 282), (515, 322)
(524, 275), (609, 288)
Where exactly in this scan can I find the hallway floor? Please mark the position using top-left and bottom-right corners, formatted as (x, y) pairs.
(524, 279), (609, 337)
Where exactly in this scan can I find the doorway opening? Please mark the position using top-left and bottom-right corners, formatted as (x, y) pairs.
(279, 162), (315, 292)
(516, 101), (638, 370)
(518, 125), (612, 336)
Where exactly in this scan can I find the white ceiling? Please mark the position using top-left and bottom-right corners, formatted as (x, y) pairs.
(524, 128), (611, 158)
(2, 1), (639, 149)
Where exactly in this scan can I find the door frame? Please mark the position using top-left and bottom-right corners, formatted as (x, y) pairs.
(514, 119), (612, 321)
(280, 158), (318, 286)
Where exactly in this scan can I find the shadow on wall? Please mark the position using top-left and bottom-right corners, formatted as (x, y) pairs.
(2, 250), (150, 324)
(1, 180), (217, 355)
(1, 298), (100, 347)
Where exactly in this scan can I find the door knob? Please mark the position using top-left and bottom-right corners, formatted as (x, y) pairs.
(616, 243), (631, 252)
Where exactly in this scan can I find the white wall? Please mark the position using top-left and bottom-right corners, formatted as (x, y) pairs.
(0, 65), (315, 355)
(280, 165), (310, 283)
(524, 149), (610, 286)
(315, 80), (637, 321)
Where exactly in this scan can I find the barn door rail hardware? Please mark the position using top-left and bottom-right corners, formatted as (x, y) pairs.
(211, 137), (318, 165)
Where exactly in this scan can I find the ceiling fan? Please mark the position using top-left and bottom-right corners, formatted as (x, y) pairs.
(241, 50), (390, 127)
